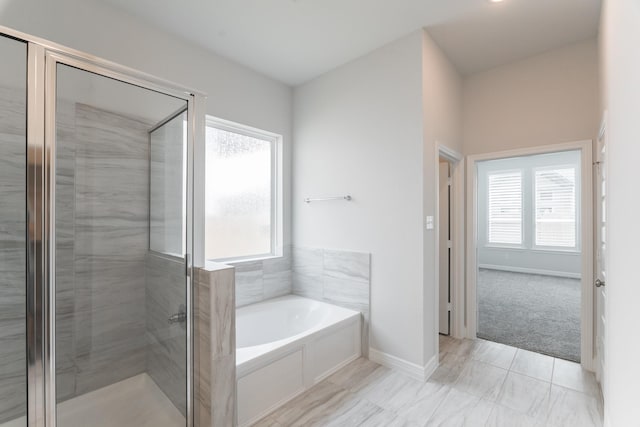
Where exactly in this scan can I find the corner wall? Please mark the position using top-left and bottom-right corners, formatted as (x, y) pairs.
(293, 29), (462, 371)
(421, 30), (463, 364)
(293, 31), (425, 366)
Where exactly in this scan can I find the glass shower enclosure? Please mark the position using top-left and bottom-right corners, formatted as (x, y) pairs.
(0, 26), (201, 427)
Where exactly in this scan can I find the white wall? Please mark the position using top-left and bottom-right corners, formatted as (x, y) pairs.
(600, 1), (640, 425)
(421, 31), (463, 363)
(0, 0), (293, 248)
(293, 31), (425, 365)
(293, 29), (461, 368)
(463, 39), (599, 156)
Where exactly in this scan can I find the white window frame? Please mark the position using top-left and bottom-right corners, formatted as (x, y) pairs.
(205, 116), (284, 263)
(532, 164), (581, 253)
(485, 169), (525, 249)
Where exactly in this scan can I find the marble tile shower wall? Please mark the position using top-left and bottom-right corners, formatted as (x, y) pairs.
(0, 91), (187, 423)
(55, 102), (150, 402)
(0, 86), (27, 424)
(145, 253), (187, 415)
(232, 246), (293, 307)
(292, 246), (371, 356)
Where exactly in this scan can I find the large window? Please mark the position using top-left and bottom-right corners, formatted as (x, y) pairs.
(488, 171), (523, 245)
(205, 117), (282, 261)
(534, 167), (577, 248)
(479, 150), (581, 253)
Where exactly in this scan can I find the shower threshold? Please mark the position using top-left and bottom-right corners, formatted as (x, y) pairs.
(0, 373), (184, 427)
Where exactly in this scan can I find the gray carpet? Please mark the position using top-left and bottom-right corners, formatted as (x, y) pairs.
(477, 268), (581, 362)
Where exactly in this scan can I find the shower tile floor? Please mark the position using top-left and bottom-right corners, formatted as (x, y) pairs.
(0, 374), (183, 427)
(253, 336), (603, 426)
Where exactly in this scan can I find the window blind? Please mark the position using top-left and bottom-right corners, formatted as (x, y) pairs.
(535, 167), (577, 248)
(488, 171), (523, 245)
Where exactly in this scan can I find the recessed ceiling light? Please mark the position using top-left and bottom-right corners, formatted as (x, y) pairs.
(489, 0), (505, 3)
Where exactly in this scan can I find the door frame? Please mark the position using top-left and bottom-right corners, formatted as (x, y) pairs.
(435, 143), (465, 344)
(465, 140), (595, 371)
(595, 112), (608, 390)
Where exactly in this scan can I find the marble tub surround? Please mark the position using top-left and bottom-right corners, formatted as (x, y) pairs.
(231, 246), (293, 307)
(255, 336), (603, 427)
(291, 246), (371, 356)
(194, 263), (236, 427)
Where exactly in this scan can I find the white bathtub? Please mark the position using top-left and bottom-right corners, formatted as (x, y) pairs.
(236, 295), (362, 426)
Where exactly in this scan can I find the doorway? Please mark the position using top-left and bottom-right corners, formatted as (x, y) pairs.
(466, 141), (594, 368)
(439, 158), (452, 335)
(436, 144), (464, 343)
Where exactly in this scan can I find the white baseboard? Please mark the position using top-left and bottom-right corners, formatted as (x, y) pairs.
(479, 264), (581, 279)
(369, 349), (438, 382)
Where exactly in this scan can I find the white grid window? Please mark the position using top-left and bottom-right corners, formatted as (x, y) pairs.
(535, 167), (577, 248)
(488, 171), (523, 245)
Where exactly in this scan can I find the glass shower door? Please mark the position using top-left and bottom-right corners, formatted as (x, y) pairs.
(53, 62), (190, 426)
(0, 35), (27, 427)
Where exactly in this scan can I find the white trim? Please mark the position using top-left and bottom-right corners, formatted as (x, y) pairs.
(482, 245), (581, 255)
(466, 157), (478, 341)
(193, 96), (207, 267)
(438, 144), (462, 163)
(435, 143), (466, 345)
(595, 110), (608, 398)
(466, 140), (595, 371)
(452, 158), (466, 339)
(369, 349), (438, 382)
(204, 116), (284, 262)
(478, 264), (582, 279)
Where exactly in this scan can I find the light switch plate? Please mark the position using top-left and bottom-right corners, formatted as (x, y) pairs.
(426, 216), (434, 230)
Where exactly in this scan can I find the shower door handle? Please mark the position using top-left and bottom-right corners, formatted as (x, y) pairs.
(168, 304), (187, 324)
(168, 312), (187, 324)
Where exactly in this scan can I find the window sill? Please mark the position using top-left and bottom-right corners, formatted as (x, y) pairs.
(484, 244), (525, 250)
(482, 245), (580, 255)
(531, 247), (581, 255)
(207, 254), (283, 266)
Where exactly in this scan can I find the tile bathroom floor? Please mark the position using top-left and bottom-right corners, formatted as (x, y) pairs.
(254, 336), (603, 427)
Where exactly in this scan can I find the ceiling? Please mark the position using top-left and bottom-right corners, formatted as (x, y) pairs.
(100, 0), (601, 86)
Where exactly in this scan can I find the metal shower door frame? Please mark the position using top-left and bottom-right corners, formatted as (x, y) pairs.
(0, 24), (204, 427)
